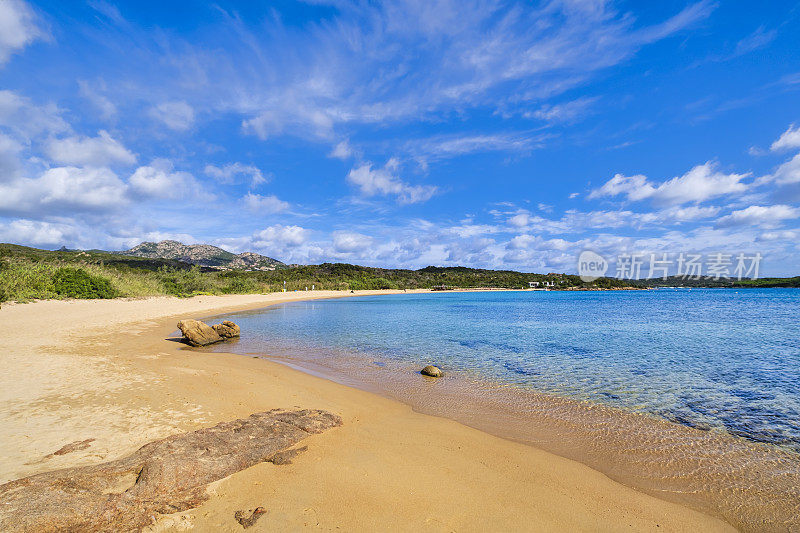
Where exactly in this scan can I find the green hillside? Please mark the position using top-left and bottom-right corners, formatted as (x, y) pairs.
(0, 243), (632, 302)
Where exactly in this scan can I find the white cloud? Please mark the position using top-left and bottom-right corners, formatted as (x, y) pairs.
(0, 0), (45, 65)
(590, 162), (749, 206)
(129, 159), (198, 199)
(38, 167), (128, 210)
(508, 212), (532, 228)
(716, 205), (800, 228)
(329, 140), (354, 160)
(758, 230), (797, 242)
(0, 166), (128, 216)
(252, 224), (309, 248)
(771, 124), (800, 152)
(45, 130), (136, 166)
(205, 162), (266, 187)
(244, 193), (289, 214)
(507, 234), (573, 251)
(332, 231), (373, 253)
(347, 160), (437, 204)
(0, 219), (76, 248)
(772, 153), (800, 184)
(501, 203), (720, 235)
(0, 90), (67, 138)
(149, 101), (195, 131)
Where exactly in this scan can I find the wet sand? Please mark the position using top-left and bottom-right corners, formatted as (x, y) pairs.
(231, 341), (800, 532)
(0, 292), (733, 531)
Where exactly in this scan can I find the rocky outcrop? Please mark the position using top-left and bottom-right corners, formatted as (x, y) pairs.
(420, 365), (443, 377)
(0, 409), (342, 533)
(120, 240), (284, 270)
(177, 319), (240, 346)
(212, 320), (241, 339)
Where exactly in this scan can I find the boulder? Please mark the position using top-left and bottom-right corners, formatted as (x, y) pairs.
(420, 365), (443, 378)
(177, 319), (222, 346)
(212, 320), (241, 339)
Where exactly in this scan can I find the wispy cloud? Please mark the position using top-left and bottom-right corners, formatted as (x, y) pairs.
(402, 132), (545, 167)
(118, 0), (715, 142)
(522, 96), (599, 124)
(347, 159), (437, 204)
(205, 162), (267, 188)
(0, 0), (47, 65)
(149, 101), (195, 131)
(735, 25), (778, 56)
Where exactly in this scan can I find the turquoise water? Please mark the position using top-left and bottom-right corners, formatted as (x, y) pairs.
(214, 289), (800, 452)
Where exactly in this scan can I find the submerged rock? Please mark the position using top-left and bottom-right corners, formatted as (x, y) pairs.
(177, 319), (240, 346)
(212, 320), (241, 339)
(420, 365), (444, 377)
(0, 409), (342, 532)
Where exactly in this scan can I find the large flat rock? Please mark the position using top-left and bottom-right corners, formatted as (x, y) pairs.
(0, 409), (342, 532)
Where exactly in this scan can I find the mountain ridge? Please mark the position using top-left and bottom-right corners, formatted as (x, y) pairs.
(118, 240), (284, 271)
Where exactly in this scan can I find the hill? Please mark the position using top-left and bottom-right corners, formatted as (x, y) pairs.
(118, 240), (284, 270)
(0, 243), (628, 302)
(2, 242), (797, 303)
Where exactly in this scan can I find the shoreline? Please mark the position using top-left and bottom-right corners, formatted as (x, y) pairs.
(246, 347), (800, 531)
(1, 291), (734, 531)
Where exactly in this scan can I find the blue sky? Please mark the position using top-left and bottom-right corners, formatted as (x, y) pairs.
(2, 0), (800, 275)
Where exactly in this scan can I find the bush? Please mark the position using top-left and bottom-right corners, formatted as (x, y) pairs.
(156, 266), (213, 296)
(52, 267), (119, 299)
(220, 275), (261, 294)
(347, 277), (397, 290)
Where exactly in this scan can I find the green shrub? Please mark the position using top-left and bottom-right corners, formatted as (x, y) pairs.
(156, 266), (213, 297)
(220, 275), (261, 294)
(347, 277), (397, 290)
(52, 267), (119, 299)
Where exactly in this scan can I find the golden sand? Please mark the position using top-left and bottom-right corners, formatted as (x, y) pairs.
(0, 292), (733, 531)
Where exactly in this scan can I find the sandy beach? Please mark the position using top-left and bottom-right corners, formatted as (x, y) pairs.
(0, 291), (734, 531)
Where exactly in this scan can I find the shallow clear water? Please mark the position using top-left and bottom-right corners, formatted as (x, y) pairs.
(214, 288), (800, 452)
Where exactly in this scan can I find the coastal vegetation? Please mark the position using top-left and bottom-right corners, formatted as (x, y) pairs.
(1, 243), (797, 303)
(0, 243), (616, 301)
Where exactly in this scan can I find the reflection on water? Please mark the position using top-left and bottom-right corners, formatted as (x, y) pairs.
(209, 289), (800, 530)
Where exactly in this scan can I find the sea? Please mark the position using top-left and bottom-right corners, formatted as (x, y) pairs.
(207, 289), (800, 530)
